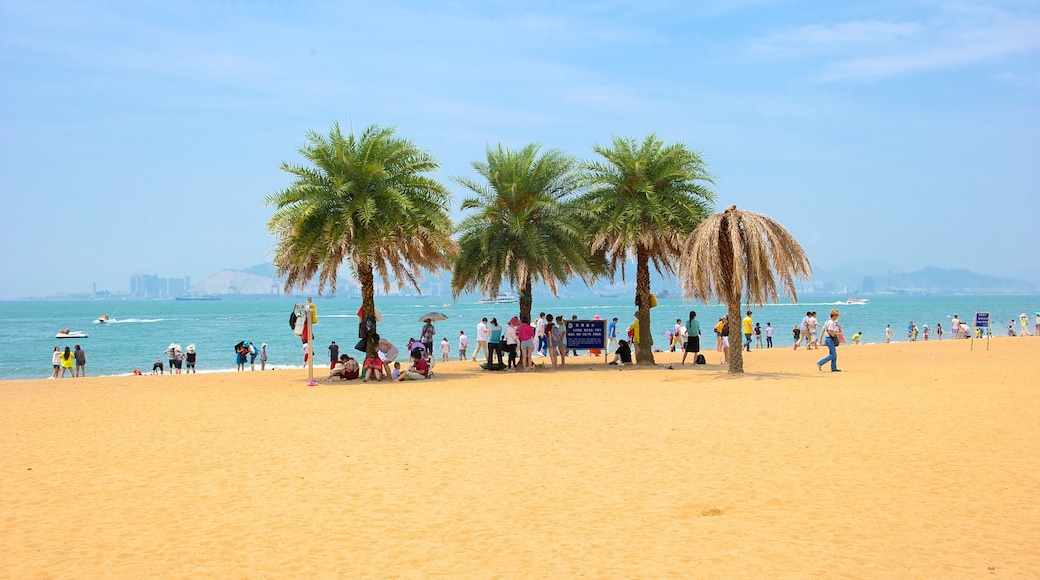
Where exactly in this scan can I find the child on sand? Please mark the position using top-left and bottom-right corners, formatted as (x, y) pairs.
(391, 362), (402, 380)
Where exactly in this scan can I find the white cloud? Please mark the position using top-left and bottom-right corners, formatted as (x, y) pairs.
(746, 3), (1040, 81)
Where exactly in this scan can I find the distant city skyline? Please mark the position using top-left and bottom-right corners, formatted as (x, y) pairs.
(2, 1), (1037, 299)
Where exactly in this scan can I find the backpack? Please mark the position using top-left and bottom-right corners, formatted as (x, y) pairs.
(695, 354), (706, 365)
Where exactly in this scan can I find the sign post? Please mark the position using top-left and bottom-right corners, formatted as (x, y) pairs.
(971, 312), (990, 351)
(563, 319), (608, 362)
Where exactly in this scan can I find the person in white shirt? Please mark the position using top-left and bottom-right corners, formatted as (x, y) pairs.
(951, 314), (961, 339)
(473, 318), (488, 361)
(458, 331), (469, 360)
(795, 312), (811, 350)
(816, 309), (843, 372)
(535, 313), (547, 357)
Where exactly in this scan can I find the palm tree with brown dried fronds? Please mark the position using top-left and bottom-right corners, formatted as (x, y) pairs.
(678, 205), (812, 373)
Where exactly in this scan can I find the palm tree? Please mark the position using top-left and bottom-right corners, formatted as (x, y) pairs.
(678, 205), (812, 373)
(265, 123), (457, 357)
(578, 134), (716, 365)
(451, 143), (598, 323)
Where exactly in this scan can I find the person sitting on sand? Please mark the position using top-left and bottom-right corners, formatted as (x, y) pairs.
(609, 339), (632, 369)
(362, 353), (383, 382)
(396, 353), (430, 381)
(323, 354), (360, 382)
(390, 362), (402, 380)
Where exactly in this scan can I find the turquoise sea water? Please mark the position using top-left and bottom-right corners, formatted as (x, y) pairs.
(2, 294), (1037, 380)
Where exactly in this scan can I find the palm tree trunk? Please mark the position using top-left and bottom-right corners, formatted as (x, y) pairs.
(519, 275), (533, 325)
(635, 247), (655, 365)
(718, 211), (743, 373)
(727, 298), (743, 374)
(358, 261), (378, 359)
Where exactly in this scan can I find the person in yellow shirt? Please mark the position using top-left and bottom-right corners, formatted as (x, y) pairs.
(627, 312), (640, 355)
(742, 311), (753, 352)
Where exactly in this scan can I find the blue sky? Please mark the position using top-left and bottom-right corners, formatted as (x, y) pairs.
(1, 0), (1037, 299)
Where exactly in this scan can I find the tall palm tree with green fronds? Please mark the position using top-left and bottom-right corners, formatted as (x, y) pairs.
(578, 134), (716, 365)
(678, 205), (812, 374)
(451, 143), (599, 324)
(265, 123), (458, 357)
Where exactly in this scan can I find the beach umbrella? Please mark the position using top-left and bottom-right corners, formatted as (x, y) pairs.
(418, 311), (449, 322)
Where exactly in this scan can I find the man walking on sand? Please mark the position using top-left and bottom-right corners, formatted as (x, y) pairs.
(473, 318), (488, 361)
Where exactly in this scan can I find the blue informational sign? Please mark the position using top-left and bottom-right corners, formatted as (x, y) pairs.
(565, 320), (607, 350)
(974, 312), (990, 328)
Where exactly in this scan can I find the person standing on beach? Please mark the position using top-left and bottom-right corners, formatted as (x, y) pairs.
(936, 323), (943, 340)
(328, 341), (340, 370)
(795, 312), (810, 350)
(742, 311), (753, 352)
(765, 322), (774, 348)
(51, 346), (61, 379)
(886, 325), (893, 343)
(681, 310), (701, 364)
(473, 318), (488, 361)
(535, 312), (547, 357)
(1020, 313), (1032, 336)
(754, 322), (763, 349)
(73, 344), (87, 377)
(421, 319), (436, 354)
(720, 318), (730, 366)
(807, 312), (819, 350)
(185, 344), (197, 373)
(517, 314), (535, 371)
(608, 317), (619, 350)
(505, 318), (519, 369)
(817, 309), (843, 373)
(951, 314), (961, 339)
(553, 315), (567, 367)
(440, 337), (451, 362)
(569, 315), (580, 357)
(1035, 313), (1040, 336)
(485, 318), (503, 366)
(458, 330), (468, 361)
(59, 346), (75, 378)
(259, 343), (268, 370)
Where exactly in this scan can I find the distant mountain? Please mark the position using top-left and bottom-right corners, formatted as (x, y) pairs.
(190, 269), (279, 295)
(901, 267), (1039, 294)
(241, 262), (278, 279)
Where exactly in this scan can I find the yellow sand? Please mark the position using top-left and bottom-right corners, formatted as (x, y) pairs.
(2, 337), (1038, 578)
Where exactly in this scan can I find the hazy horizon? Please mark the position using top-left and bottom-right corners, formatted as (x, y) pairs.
(2, 1), (1037, 300)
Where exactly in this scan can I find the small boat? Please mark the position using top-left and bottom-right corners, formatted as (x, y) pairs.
(846, 298), (870, 304)
(597, 293), (619, 298)
(56, 329), (88, 339)
(479, 294), (518, 304)
(94, 314), (110, 323)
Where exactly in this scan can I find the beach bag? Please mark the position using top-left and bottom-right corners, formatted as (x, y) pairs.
(695, 354), (706, 365)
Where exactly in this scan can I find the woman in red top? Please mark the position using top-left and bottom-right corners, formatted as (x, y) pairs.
(362, 355), (383, 382)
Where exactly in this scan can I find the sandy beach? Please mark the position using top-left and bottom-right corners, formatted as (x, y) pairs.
(2, 337), (1038, 578)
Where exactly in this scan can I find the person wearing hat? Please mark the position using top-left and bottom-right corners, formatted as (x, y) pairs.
(817, 309), (843, 373)
(166, 343), (178, 373)
(185, 344), (197, 373)
(259, 343), (268, 370)
(1020, 313), (1032, 337)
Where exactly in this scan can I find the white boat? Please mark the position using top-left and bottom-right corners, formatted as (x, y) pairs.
(56, 330), (88, 339)
(479, 294), (518, 304)
(846, 298), (870, 304)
